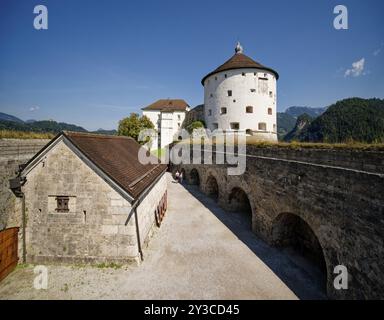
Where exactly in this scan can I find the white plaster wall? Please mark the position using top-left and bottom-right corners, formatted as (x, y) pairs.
(203, 68), (277, 141)
(143, 110), (187, 148)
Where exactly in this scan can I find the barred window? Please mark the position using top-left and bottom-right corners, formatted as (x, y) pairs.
(56, 196), (69, 213)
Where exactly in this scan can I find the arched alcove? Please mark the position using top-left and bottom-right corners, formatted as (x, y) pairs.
(272, 213), (328, 292)
(206, 175), (219, 201)
(189, 168), (200, 186)
(228, 187), (252, 227)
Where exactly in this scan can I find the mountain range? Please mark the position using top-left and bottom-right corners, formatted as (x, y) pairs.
(0, 113), (116, 135)
(283, 98), (384, 143)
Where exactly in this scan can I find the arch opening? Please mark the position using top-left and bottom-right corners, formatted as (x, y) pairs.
(189, 168), (200, 186)
(228, 187), (252, 227)
(206, 175), (219, 201)
(272, 213), (327, 292)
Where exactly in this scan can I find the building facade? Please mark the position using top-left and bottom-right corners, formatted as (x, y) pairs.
(142, 99), (190, 148)
(11, 132), (168, 264)
(202, 43), (279, 142)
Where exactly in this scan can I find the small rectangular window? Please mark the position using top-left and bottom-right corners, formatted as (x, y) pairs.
(269, 91), (273, 98)
(268, 108), (273, 115)
(227, 90), (232, 97)
(213, 123), (219, 129)
(250, 88), (256, 93)
(208, 109), (212, 116)
(220, 107), (227, 115)
(258, 123), (267, 131)
(56, 196), (69, 213)
(230, 122), (240, 130)
(224, 74), (227, 78)
(246, 106), (253, 113)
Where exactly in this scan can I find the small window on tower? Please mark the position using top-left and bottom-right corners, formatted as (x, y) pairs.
(220, 107), (227, 115)
(230, 122), (240, 130)
(269, 91), (273, 98)
(268, 108), (273, 115)
(213, 123), (219, 129)
(258, 123), (267, 131)
(208, 109), (212, 116)
(227, 90), (232, 97)
(250, 89), (256, 93)
(246, 106), (253, 113)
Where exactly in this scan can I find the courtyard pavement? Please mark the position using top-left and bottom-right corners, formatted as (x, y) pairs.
(0, 173), (324, 300)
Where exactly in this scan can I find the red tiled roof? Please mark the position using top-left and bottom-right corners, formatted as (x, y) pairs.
(201, 53), (279, 85)
(63, 131), (167, 199)
(142, 99), (189, 112)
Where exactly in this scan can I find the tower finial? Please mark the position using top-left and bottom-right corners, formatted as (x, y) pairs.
(235, 41), (243, 54)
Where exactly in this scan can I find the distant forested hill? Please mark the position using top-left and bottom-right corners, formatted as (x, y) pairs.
(0, 119), (87, 133)
(285, 98), (384, 143)
(0, 112), (24, 123)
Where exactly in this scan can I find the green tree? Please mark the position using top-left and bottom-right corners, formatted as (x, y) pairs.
(186, 120), (205, 134)
(118, 113), (155, 142)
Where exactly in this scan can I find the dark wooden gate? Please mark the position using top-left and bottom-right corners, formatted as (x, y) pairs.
(0, 227), (20, 282)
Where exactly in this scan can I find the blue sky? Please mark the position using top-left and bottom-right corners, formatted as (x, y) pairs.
(0, 0), (383, 130)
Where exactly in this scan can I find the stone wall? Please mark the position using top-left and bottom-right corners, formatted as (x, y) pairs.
(0, 139), (49, 230)
(22, 140), (167, 265)
(176, 146), (384, 299)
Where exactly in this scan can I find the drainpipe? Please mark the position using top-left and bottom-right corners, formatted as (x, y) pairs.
(21, 193), (26, 264)
(133, 208), (143, 262)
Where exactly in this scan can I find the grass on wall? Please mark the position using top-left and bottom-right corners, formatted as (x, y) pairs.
(0, 130), (55, 140)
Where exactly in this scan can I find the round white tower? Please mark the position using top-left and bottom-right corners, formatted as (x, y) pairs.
(202, 42), (279, 142)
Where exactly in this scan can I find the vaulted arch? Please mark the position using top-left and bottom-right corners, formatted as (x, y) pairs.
(205, 175), (219, 201)
(271, 212), (328, 292)
(228, 187), (253, 228)
(189, 168), (200, 186)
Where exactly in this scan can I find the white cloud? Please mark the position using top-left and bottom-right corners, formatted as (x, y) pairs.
(29, 106), (40, 111)
(344, 58), (365, 77)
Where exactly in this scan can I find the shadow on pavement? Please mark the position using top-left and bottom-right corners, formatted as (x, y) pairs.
(180, 182), (328, 300)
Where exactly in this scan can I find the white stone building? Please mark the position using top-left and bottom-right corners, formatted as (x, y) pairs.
(202, 43), (279, 142)
(142, 99), (190, 148)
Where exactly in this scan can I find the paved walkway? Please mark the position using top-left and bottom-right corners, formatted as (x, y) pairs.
(0, 173), (305, 299)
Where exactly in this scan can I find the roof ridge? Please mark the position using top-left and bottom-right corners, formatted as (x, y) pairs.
(63, 131), (134, 140)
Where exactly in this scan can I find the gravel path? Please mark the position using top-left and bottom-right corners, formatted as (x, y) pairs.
(0, 173), (304, 300)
